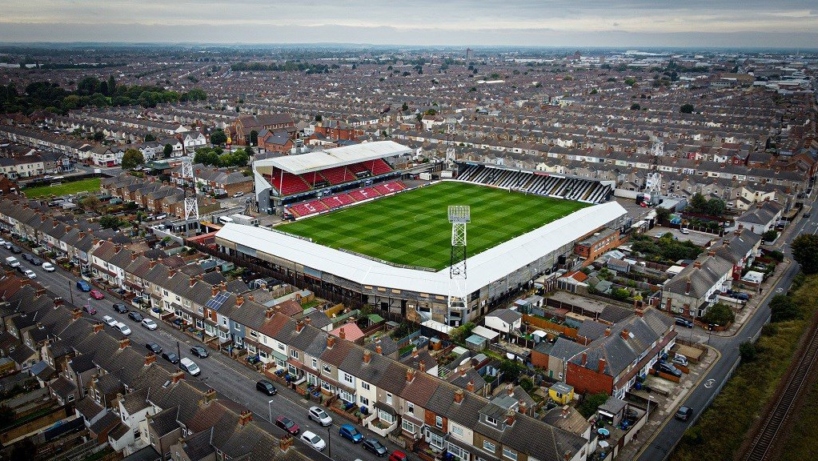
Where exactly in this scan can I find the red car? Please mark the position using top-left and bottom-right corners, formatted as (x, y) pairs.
(89, 290), (104, 300)
(275, 416), (300, 436)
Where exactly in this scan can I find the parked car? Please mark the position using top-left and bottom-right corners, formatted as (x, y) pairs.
(300, 431), (325, 451)
(180, 358), (200, 376)
(128, 311), (144, 322)
(21, 253), (32, 262)
(675, 317), (694, 328)
(76, 280), (91, 292)
(362, 438), (388, 457)
(103, 315), (117, 327)
(675, 406), (693, 421)
(190, 346), (209, 358)
(1, 242), (11, 250)
(89, 290), (104, 300)
(308, 406), (332, 426)
(41, 262), (55, 272)
(10, 245), (22, 254)
(30, 257), (42, 266)
(731, 292), (750, 301)
(146, 343), (163, 354)
(83, 304), (97, 315)
(23, 269), (36, 279)
(233, 191), (245, 197)
(389, 451), (409, 461)
(256, 380), (277, 396)
(5, 257), (19, 268)
(112, 303), (129, 314)
(655, 362), (683, 378)
(161, 352), (179, 364)
(142, 318), (158, 330)
(338, 424), (363, 443)
(672, 354), (689, 367)
(275, 416), (300, 435)
(680, 228), (690, 234)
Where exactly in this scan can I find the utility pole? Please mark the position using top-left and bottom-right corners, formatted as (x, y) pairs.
(69, 280), (74, 305)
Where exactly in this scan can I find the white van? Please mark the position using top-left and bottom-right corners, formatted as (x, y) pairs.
(218, 216), (234, 225)
(180, 358), (201, 376)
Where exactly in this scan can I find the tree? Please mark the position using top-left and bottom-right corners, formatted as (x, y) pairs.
(689, 192), (708, 213)
(624, 77), (636, 86)
(163, 144), (173, 158)
(249, 130), (258, 146)
(210, 130), (227, 146)
(578, 393), (609, 418)
(107, 75), (116, 95)
(630, 103), (641, 110)
(93, 131), (104, 142)
(498, 359), (525, 383)
(792, 234), (818, 274)
(705, 198), (726, 216)
(762, 229), (778, 243)
(680, 103), (695, 114)
(655, 207), (671, 225)
(0, 404), (15, 428)
(401, 102), (408, 111)
(315, 114), (323, 122)
(79, 195), (101, 213)
(194, 148), (220, 166)
(121, 148), (145, 170)
(99, 215), (122, 230)
(144, 133), (156, 142)
(769, 294), (801, 322)
(702, 303), (735, 326)
(739, 341), (757, 362)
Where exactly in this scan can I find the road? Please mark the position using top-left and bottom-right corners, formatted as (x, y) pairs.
(637, 195), (817, 461)
(5, 246), (390, 461)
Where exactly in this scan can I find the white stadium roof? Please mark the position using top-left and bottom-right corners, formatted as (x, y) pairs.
(253, 141), (412, 175)
(215, 201), (627, 297)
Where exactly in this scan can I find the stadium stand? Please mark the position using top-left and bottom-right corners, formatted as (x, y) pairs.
(288, 199), (329, 217)
(368, 159), (393, 176)
(349, 188), (379, 202)
(455, 164), (611, 204)
(321, 194), (355, 209)
(271, 170), (311, 195)
(320, 166), (354, 185)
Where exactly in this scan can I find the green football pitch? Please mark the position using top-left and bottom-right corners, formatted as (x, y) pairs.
(279, 181), (588, 270)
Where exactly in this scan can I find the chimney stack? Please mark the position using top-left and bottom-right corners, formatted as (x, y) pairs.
(505, 409), (516, 427)
(171, 371), (185, 384)
(119, 338), (130, 350)
(279, 435), (293, 452)
(621, 328), (630, 340)
(304, 317), (312, 325)
(467, 380), (475, 393)
(189, 277), (196, 287)
(506, 383), (514, 397)
(419, 361), (426, 373)
(327, 335), (335, 349)
(72, 308), (82, 321)
(131, 252), (138, 261)
(339, 328), (346, 340)
(296, 320), (304, 333)
(694, 261), (702, 269)
(461, 366), (467, 378)
(604, 327), (611, 337)
(707, 250), (716, 257)
(235, 295), (244, 307)
(145, 352), (157, 366)
(54, 297), (64, 306)
(203, 388), (216, 405)
(406, 368), (415, 383)
(635, 308), (644, 317)
(248, 294), (254, 302)
(239, 410), (253, 426)
(685, 280), (692, 295)
(93, 323), (104, 333)
(375, 342), (382, 355)
(518, 399), (527, 414)
(265, 308), (275, 319)
(149, 260), (158, 269)
(581, 352), (588, 366)
(363, 350), (372, 364)
(598, 358), (606, 374)
(211, 285), (219, 297)
(454, 389), (464, 404)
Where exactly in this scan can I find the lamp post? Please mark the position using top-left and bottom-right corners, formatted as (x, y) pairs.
(69, 280), (74, 305)
(326, 425), (331, 458)
(646, 395), (654, 422)
(268, 399), (274, 423)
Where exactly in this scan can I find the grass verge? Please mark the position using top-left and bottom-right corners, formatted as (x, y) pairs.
(670, 273), (818, 461)
(22, 178), (101, 199)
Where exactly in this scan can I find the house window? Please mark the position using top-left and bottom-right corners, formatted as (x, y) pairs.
(447, 443), (469, 461)
(321, 381), (334, 393)
(359, 396), (369, 406)
(378, 409), (395, 424)
(402, 419), (416, 433)
(483, 440), (496, 453)
(435, 415), (443, 429)
(485, 416), (497, 426)
(290, 350), (298, 359)
(407, 402), (414, 414)
(322, 365), (332, 375)
(277, 343), (285, 351)
(249, 331), (258, 338)
(339, 390), (354, 403)
(311, 358), (318, 369)
(343, 373), (354, 384)
(450, 425), (463, 437)
(502, 447), (518, 461)
(426, 429), (445, 450)
(361, 382), (370, 390)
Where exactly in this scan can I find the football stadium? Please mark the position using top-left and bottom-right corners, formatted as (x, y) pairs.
(216, 141), (627, 330)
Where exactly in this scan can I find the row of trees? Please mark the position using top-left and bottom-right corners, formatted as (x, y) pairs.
(193, 147), (250, 168)
(231, 62), (330, 74)
(688, 192), (726, 216)
(0, 76), (207, 115)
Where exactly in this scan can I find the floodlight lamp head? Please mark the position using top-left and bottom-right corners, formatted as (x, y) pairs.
(448, 205), (471, 224)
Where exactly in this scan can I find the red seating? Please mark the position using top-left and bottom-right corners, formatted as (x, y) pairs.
(301, 171), (325, 186)
(347, 163), (369, 174)
(320, 166), (354, 185)
(368, 159), (393, 176)
(270, 170), (311, 196)
(288, 200), (328, 217)
(320, 194), (355, 209)
(349, 188), (381, 202)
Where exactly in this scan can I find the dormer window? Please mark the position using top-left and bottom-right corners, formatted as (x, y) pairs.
(485, 416), (497, 426)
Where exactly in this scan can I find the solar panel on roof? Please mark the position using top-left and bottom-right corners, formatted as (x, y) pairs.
(205, 291), (230, 309)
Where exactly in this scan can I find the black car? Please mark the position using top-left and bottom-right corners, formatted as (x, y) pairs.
(146, 343), (163, 354)
(675, 406), (693, 421)
(10, 246), (21, 254)
(190, 346), (209, 358)
(113, 303), (129, 314)
(675, 317), (694, 328)
(362, 438), (388, 457)
(256, 379), (277, 396)
(128, 311), (144, 322)
(21, 253), (32, 262)
(655, 362), (683, 378)
(161, 352), (179, 364)
(29, 257), (42, 266)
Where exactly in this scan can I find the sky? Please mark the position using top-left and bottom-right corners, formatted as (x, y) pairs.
(1, 0), (817, 48)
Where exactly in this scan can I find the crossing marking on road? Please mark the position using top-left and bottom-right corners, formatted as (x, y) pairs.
(704, 379), (715, 389)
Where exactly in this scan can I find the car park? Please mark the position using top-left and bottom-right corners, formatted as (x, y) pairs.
(146, 343), (163, 354)
(41, 262), (55, 272)
(113, 303), (129, 314)
(161, 352), (179, 364)
(338, 424), (363, 443)
(128, 311), (144, 322)
(142, 318), (158, 330)
(300, 431), (325, 451)
(190, 346), (209, 358)
(675, 406), (693, 421)
(308, 406), (332, 426)
(89, 290), (104, 300)
(362, 438), (388, 456)
(180, 358), (200, 376)
(256, 380), (277, 396)
(675, 317), (694, 328)
(275, 416), (299, 435)
(76, 280), (91, 291)
(23, 269), (36, 279)
(114, 322), (132, 336)
(103, 315), (117, 327)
